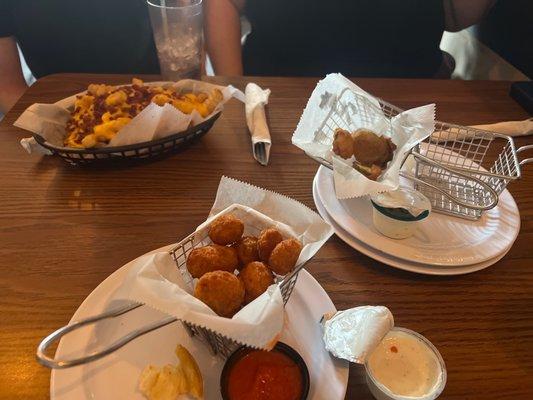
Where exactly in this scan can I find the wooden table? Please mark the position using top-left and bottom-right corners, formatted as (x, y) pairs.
(0, 74), (531, 400)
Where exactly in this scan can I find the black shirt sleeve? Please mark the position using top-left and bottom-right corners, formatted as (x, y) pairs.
(0, 1), (14, 37)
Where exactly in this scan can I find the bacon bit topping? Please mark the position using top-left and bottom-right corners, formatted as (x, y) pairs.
(64, 78), (223, 148)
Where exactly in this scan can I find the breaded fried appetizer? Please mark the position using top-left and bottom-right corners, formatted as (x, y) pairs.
(194, 271), (245, 317)
(332, 128), (354, 159)
(268, 238), (303, 275)
(353, 162), (383, 181)
(208, 214), (244, 245)
(239, 261), (274, 303)
(234, 236), (260, 266)
(257, 228), (283, 262)
(186, 244), (238, 278)
(352, 129), (396, 167)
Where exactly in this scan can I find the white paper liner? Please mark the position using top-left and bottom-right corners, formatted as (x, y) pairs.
(245, 83), (271, 165)
(292, 73), (435, 199)
(114, 176), (333, 350)
(16, 79), (245, 154)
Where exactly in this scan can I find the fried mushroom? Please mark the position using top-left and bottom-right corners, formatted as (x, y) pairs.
(257, 228), (283, 262)
(352, 129), (396, 167)
(194, 271), (245, 317)
(239, 261), (275, 303)
(268, 238), (303, 276)
(208, 214), (244, 245)
(186, 244), (238, 278)
(234, 236), (260, 266)
(353, 162), (383, 181)
(332, 128), (354, 159)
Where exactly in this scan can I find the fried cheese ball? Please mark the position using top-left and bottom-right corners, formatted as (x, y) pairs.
(332, 128), (354, 159)
(234, 236), (260, 266)
(257, 228), (284, 262)
(186, 244), (238, 278)
(268, 238), (303, 275)
(239, 261), (274, 303)
(352, 129), (396, 167)
(208, 214), (244, 245)
(194, 271), (245, 317)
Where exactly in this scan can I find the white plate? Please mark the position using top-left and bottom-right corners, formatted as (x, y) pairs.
(316, 165), (520, 266)
(51, 245), (349, 400)
(313, 177), (512, 275)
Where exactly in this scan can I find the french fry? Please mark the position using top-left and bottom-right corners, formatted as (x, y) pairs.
(138, 344), (203, 400)
(175, 345), (204, 400)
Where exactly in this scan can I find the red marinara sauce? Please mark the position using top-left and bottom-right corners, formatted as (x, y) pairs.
(227, 349), (303, 400)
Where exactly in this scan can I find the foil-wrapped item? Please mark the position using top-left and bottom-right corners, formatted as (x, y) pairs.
(321, 306), (394, 364)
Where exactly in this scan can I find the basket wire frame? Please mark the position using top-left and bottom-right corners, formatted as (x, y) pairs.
(33, 113), (221, 166)
(169, 227), (305, 358)
(314, 89), (521, 220)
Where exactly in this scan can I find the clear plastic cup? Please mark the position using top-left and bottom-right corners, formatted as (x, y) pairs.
(364, 327), (447, 400)
(147, 0), (203, 80)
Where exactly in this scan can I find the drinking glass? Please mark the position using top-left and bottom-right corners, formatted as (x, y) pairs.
(147, 0), (203, 80)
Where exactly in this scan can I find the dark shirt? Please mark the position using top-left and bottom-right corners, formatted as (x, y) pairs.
(243, 0), (445, 78)
(475, 0), (533, 79)
(0, 0), (160, 78)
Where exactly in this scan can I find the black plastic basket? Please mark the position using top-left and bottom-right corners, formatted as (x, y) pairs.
(33, 112), (221, 166)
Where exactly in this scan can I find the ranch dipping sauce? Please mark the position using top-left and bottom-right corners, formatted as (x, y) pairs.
(322, 307), (446, 400)
(365, 328), (446, 400)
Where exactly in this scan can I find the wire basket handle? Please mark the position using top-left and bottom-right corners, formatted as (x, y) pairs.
(36, 302), (177, 369)
(37, 271), (302, 368)
(517, 144), (533, 167)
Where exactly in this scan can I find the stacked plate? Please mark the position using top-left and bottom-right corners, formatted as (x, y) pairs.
(313, 166), (520, 275)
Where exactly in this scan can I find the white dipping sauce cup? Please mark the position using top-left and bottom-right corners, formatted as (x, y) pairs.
(370, 188), (431, 240)
(364, 327), (447, 400)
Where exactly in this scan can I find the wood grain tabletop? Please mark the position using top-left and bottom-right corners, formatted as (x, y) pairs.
(0, 74), (531, 400)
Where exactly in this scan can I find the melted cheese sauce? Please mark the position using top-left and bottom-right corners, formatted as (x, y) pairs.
(367, 330), (442, 397)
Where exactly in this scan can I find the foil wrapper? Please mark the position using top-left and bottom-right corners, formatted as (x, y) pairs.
(321, 306), (394, 364)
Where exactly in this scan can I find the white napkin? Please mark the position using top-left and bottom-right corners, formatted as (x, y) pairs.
(114, 176), (333, 350)
(431, 118), (533, 142)
(15, 80), (245, 154)
(292, 73), (435, 199)
(245, 83), (271, 165)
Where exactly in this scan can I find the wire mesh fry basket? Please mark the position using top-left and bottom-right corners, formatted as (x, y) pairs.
(170, 223), (305, 358)
(311, 88), (532, 220)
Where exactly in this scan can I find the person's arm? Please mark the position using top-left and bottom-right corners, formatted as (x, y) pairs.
(204, 0), (244, 75)
(0, 37), (28, 114)
(444, 0), (496, 32)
